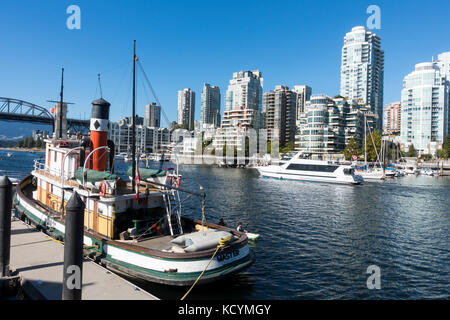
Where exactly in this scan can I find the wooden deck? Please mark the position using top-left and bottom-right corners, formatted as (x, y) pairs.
(9, 218), (159, 300)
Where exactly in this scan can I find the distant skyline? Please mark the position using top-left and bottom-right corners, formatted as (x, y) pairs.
(1, 0), (450, 126)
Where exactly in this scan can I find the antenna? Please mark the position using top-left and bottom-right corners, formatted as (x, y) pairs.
(132, 40), (137, 192)
(98, 73), (103, 98)
(47, 68), (74, 139)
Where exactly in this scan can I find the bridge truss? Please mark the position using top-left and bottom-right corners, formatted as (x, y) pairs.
(0, 97), (89, 133)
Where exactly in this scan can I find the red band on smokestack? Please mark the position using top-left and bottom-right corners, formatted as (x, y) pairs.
(90, 98), (110, 172)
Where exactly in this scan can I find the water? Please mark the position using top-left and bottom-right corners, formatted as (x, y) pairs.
(2, 150), (449, 299)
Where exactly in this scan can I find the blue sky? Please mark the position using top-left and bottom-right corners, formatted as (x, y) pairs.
(1, 0), (449, 126)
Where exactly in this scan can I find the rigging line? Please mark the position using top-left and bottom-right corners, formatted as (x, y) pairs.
(136, 60), (171, 127)
(111, 62), (133, 102)
(367, 123), (381, 165)
(92, 78), (99, 102)
(97, 60), (130, 76)
(138, 69), (151, 104)
(136, 59), (206, 208)
(71, 60), (129, 79)
(121, 67), (134, 119)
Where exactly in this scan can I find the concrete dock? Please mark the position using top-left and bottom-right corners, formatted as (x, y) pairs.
(9, 218), (158, 300)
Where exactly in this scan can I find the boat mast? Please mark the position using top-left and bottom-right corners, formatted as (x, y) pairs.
(364, 114), (367, 168)
(59, 68), (64, 139)
(132, 40), (137, 192)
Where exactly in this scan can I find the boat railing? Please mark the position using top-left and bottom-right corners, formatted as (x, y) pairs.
(33, 158), (78, 186)
(34, 158), (61, 177)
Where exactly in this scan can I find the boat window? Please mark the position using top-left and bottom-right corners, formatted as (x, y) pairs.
(343, 168), (354, 175)
(286, 163), (339, 172)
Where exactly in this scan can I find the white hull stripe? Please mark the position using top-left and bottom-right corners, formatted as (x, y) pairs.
(258, 169), (357, 184)
(16, 193), (250, 274)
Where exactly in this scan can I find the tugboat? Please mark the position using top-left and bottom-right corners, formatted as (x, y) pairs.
(13, 43), (254, 286)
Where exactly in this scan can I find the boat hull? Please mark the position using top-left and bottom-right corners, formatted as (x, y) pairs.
(14, 176), (254, 286)
(356, 171), (385, 180)
(256, 167), (362, 185)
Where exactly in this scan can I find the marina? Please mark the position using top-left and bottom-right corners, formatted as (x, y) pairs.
(1, 149), (449, 299)
(8, 52), (254, 289)
(0, 1), (449, 304)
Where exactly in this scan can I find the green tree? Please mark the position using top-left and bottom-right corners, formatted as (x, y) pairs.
(36, 137), (45, 149)
(364, 130), (382, 161)
(442, 134), (450, 157)
(420, 154), (433, 161)
(24, 137), (33, 148)
(280, 141), (295, 155)
(343, 137), (362, 160)
(406, 144), (417, 157)
(436, 148), (448, 159)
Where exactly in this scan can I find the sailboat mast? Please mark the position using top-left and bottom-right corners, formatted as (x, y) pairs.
(364, 114), (367, 168)
(132, 40), (137, 192)
(59, 68), (64, 139)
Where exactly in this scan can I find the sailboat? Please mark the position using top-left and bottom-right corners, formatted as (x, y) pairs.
(13, 42), (254, 286)
(353, 114), (385, 180)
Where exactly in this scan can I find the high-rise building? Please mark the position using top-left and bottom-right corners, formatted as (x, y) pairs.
(200, 84), (221, 128)
(436, 52), (450, 132)
(383, 102), (401, 135)
(177, 88), (195, 131)
(214, 70), (263, 148)
(340, 26), (384, 130)
(400, 60), (449, 155)
(144, 102), (161, 128)
(435, 52), (450, 77)
(263, 85), (297, 146)
(224, 70), (263, 113)
(292, 85), (312, 123)
(295, 95), (376, 155)
(109, 118), (171, 154)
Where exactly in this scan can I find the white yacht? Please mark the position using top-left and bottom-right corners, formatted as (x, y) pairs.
(404, 166), (419, 175)
(255, 152), (364, 185)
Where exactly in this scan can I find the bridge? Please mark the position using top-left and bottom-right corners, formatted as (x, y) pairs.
(0, 97), (90, 133)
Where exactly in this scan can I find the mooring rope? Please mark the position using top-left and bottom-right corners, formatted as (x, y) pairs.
(180, 236), (232, 300)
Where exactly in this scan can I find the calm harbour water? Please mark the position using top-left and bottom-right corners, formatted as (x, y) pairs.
(1, 149), (449, 300)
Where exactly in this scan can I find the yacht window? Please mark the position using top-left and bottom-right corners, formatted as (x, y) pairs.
(286, 164), (339, 172)
(343, 168), (354, 175)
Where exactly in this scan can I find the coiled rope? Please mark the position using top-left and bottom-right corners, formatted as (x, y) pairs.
(180, 236), (232, 300)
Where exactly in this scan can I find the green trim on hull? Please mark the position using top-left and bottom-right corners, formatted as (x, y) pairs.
(14, 192), (255, 286)
(102, 251), (255, 286)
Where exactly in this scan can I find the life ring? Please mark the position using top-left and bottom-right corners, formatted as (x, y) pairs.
(168, 175), (180, 189)
(99, 181), (107, 197)
(174, 175), (180, 188)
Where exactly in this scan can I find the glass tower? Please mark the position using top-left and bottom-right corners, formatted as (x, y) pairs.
(340, 26), (384, 130)
(400, 61), (449, 155)
(200, 84), (221, 128)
